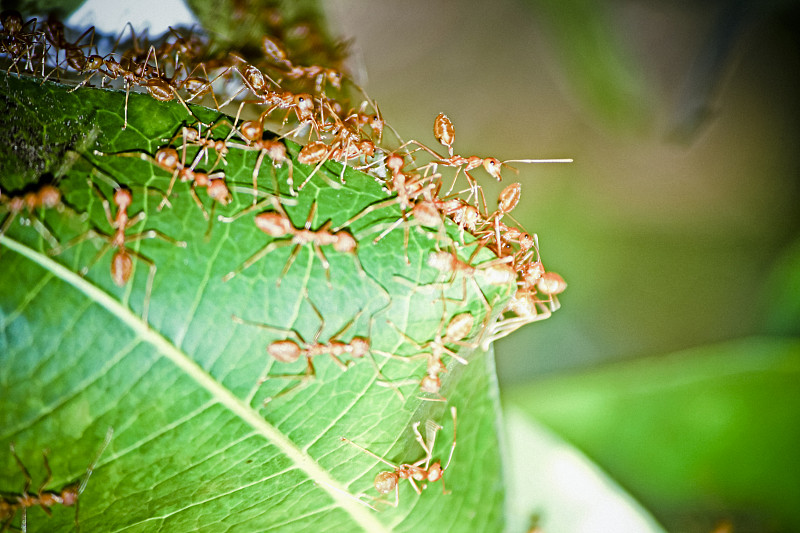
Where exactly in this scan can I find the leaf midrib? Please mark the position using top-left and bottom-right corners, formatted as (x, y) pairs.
(0, 235), (389, 533)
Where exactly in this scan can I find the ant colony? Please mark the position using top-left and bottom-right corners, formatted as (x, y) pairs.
(0, 6), (568, 519)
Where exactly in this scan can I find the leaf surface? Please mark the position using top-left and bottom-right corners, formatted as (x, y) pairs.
(0, 72), (513, 532)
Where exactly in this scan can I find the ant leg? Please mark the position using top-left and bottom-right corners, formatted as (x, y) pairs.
(121, 247), (156, 321)
(277, 243), (306, 287)
(443, 406), (457, 471)
(37, 450), (53, 507)
(122, 228), (187, 248)
(188, 186), (210, 220)
(339, 438), (400, 471)
(157, 169), (182, 212)
(250, 148), (268, 205)
(10, 443), (33, 495)
(262, 358), (317, 405)
(222, 240), (289, 282)
(216, 193), (283, 223)
(231, 315), (305, 361)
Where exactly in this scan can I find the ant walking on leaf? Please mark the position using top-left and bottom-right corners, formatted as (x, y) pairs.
(232, 295), (398, 403)
(221, 199), (363, 287)
(1, 428), (113, 533)
(341, 407), (457, 508)
(375, 311), (476, 402)
(49, 177), (186, 322)
(0, 182), (68, 249)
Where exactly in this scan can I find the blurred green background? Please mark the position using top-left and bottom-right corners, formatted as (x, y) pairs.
(329, 0), (800, 531)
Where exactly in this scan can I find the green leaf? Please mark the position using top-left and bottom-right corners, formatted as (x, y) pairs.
(0, 72), (514, 531)
(1, 0), (86, 20)
(763, 236), (800, 335)
(504, 408), (666, 533)
(504, 337), (800, 532)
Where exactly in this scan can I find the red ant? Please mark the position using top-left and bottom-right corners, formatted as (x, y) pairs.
(375, 312), (475, 401)
(221, 199), (362, 287)
(340, 406), (457, 507)
(43, 18), (96, 73)
(427, 248), (516, 291)
(95, 144), (232, 218)
(1, 11), (44, 75)
(225, 118), (295, 200)
(1, 428), (113, 533)
(258, 35), (345, 93)
(49, 179), (186, 321)
(231, 298), (380, 403)
(482, 269), (566, 348)
(401, 113), (572, 211)
(0, 183), (64, 249)
(172, 122), (231, 169)
(331, 153), (449, 263)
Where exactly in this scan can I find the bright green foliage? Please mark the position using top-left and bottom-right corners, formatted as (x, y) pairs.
(0, 73), (514, 531)
(505, 337), (800, 532)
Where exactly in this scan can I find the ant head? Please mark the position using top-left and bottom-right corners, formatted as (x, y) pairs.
(482, 158), (503, 180)
(8, 196), (25, 213)
(369, 115), (384, 134)
(386, 153), (405, 175)
(268, 340), (302, 363)
(85, 54), (105, 70)
(374, 471), (399, 494)
(427, 461), (444, 482)
(326, 69), (344, 88)
(522, 261), (545, 286)
(452, 203), (479, 231)
(358, 140), (375, 157)
(333, 231), (356, 253)
(37, 185), (61, 209)
(267, 142), (287, 162)
(114, 188), (133, 209)
(60, 483), (81, 506)
(350, 337), (370, 358)
(294, 93), (314, 113)
(182, 126), (201, 142)
(420, 374), (441, 394)
(255, 212), (292, 237)
(518, 232), (534, 253)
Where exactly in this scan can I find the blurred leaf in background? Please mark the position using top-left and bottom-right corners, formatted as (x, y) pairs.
(505, 337), (800, 532)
